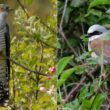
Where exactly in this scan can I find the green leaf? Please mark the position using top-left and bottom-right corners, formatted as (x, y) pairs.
(70, 0), (86, 7)
(91, 93), (106, 110)
(85, 9), (102, 17)
(55, 40), (62, 49)
(64, 99), (80, 110)
(89, 0), (110, 8)
(73, 65), (88, 75)
(57, 68), (75, 88)
(25, 0), (33, 5)
(64, 7), (72, 24)
(56, 56), (73, 75)
(80, 35), (89, 43)
(67, 37), (80, 47)
(78, 86), (89, 102)
(81, 99), (91, 110)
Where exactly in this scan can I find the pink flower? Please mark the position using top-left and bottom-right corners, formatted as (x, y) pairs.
(47, 75), (51, 80)
(39, 87), (46, 92)
(49, 66), (56, 73)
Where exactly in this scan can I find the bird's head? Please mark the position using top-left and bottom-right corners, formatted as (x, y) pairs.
(0, 4), (12, 19)
(87, 24), (107, 37)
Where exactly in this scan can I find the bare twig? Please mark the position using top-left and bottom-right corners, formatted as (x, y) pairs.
(81, 23), (85, 35)
(59, 0), (78, 57)
(89, 72), (110, 110)
(16, 0), (29, 18)
(36, 17), (57, 34)
(63, 84), (68, 97)
(59, 28), (78, 57)
(64, 64), (100, 103)
(63, 76), (86, 103)
(59, 0), (68, 29)
(38, 38), (57, 49)
(5, 56), (48, 76)
(35, 42), (43, 98)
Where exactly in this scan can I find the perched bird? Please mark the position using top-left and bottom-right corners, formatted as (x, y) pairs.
(87, 24), (110, 64)
(0, 4), (12, 106)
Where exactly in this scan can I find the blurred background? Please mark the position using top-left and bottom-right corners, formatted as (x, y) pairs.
(0, 0), (57, 110)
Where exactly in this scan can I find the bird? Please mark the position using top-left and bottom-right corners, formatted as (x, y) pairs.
(0, 4), (12, 106)
(87, 24), (110, 64)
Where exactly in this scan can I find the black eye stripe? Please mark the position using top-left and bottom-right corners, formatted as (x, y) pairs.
(88, 31), (102, 36)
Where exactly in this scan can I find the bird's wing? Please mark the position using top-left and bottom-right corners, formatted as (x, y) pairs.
(5, 24), (10, 76)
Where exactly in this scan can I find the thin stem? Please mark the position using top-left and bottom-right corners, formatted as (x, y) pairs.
(16, 0), (29, 18)
(35, 42), (43, 99)
(6, 56), (48, 76)
(59, 0), (78, 57)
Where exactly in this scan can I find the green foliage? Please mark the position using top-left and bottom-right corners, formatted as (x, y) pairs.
(56, 56), (73, 75)
(57, 0), (110, 109)
(57, 68), (75, 88)
(7, 0), (57, 110)
(91, 94), (106, 110)
(25, 0), (33, 5)
(63, 99), (80, 110)
(57, 53), (106, 109)
(89, 0), (110, 8)
(70, 0), (87, 8)
(62, 84), (106, 110)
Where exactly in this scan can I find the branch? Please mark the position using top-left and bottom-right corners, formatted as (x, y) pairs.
(63, 76), (86, 103)
(59, 28), (78, 57)
(6, 56), (48, 76)
(63, 64), (100, 103)
(59, 0), (68, 29)
(35, 42), (43, 98)
(38, 38), (57, 49)
(36, 17), (57, 34)
(59, 0), (78, 57)
(16, 0), (29, 18)
(89, 71), (110, 110)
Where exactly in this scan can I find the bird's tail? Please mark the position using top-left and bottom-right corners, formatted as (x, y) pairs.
(0, 58), (9, 106)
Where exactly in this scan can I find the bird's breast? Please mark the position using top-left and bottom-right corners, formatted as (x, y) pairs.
(89, 37), (110, 63)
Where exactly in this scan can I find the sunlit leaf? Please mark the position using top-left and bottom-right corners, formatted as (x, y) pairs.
(89, 0), (110, 8)
(56, 56), (73, 75)
(57, 68), (75, 88)
(25, 0), (33, 5)
(70, 0), (86, 7)
(91, 93), (106, 110)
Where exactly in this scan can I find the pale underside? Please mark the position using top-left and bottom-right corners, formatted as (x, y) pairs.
(89, 32), (110, 64)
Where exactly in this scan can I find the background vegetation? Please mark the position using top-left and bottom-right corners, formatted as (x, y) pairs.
(1, 0), (110, 110)
(0, 0), (57, 110)
(57, 0), (110, 110)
